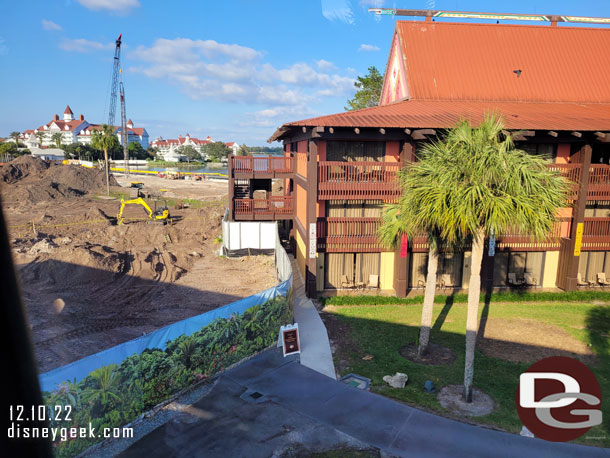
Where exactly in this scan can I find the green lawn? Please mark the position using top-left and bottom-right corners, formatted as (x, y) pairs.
(322, 297), (610, 448)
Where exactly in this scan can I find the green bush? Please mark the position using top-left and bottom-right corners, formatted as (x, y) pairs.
(321, 290), (610, 307)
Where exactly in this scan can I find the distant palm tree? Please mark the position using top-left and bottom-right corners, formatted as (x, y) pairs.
(9, 131), (20, 147)
(402, 115), (569, 402)
(35, 131), (45, 148)
(92, 124), (118, 196)
(51, 132), (63, 149)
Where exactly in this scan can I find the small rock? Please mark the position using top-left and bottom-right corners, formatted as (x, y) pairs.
(520, 426), (534, 438)
(28, 239), (56, 256)
(383, 372), (408, 388)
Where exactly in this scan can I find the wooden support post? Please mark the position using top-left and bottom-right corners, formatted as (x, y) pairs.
(305, 139), (318, 298)
(564, 145), (592, 291)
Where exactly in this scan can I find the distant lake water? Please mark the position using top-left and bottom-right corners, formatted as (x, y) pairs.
(129, 164), (228, 175)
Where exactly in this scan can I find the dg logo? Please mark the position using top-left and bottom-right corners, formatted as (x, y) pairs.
(516, 356), (603, 442)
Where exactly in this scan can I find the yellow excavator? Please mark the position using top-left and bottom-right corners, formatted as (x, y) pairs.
(116, 193), (172, 226)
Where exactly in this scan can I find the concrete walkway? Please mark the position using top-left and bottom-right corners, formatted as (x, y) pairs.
(120, 349), (609, 458)
(289, 257), (336, 379)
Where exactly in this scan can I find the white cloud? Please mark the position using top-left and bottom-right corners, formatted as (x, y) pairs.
(129, 38), (355, 111)
(42, 19), (62, 31)
(358, 0), (386, 6)
(359, 43), (380, 52)
(59, 38), (113, 52)
(321, 0), (355, 24)
(316, 59), (337, 71)
(76, 0), (140, 12)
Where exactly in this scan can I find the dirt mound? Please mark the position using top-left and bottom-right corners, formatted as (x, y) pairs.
(0, 155), (50, 184)
(0, 156), (117, 205)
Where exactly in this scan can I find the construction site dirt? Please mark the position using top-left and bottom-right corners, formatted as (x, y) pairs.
(1, 157), (277, 373)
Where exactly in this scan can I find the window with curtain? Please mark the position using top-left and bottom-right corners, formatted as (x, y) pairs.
(324, 252), (380, 289)
(493, 251), (544, 286)
(409, 252), (464, 288)
(579, 251), (610, 283)
(325, 200), (383, 217)
(326, 141), (385, 162)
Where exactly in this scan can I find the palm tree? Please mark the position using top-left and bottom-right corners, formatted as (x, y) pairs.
(92, 124), (118, 196)
(82, 364), (121, 407)
(35, 131), (45, 148)
(51, 132), (63, 149)
(401, 115), (568, 402)
(378, 189), (446, 358)
(9, 131), (20, 147)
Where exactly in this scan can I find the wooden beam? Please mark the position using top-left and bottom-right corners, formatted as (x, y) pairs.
(510, 130), (535, 142)
(379, 128), (386, 135)
(571, 131), (582, 138)
(548, 131), (558, 137)
(595, 132), (609, 142)
(411, 129), (436, 140)
(314, 126), (324, 133)
(302, 126), (307, 133)
(404, 128), (411, 135)
(328, 127), (334, 134)
(354, 128), (360, 135)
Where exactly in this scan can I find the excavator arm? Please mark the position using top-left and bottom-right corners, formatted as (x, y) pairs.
(117, 197), (153, 225)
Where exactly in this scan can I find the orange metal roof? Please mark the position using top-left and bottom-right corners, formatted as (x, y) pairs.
(270, 21), (610, 141)
(396, 21), (610, 103)
(277, 100), (610, 131)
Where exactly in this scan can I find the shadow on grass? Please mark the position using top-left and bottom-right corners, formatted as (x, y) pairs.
(326, 306), (610, 445)
(432, 291), (455, 332)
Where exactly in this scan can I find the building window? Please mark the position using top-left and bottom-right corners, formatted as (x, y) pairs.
(492, 251), (544, 287)
(578, 251), (610, 283)
(409, 252), (464, 288)
(325, 200), (383, 218)
(326, 141), (385, 162)
(324, 252), (380, 289)
(585, 201), (610, 218)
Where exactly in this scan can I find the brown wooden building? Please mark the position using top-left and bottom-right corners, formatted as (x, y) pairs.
(228, 20), (610, 297)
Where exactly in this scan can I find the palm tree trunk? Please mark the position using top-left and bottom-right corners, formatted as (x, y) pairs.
(418, 244), (439, 357)
(104, 148), (110, 197)
(463, 227), (485, 402)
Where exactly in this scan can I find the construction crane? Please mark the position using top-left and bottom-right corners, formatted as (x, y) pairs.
(369, 8), (610, 26)
(108, 33), (129, 176)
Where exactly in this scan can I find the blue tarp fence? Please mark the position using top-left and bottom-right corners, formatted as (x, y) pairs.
(39, 276), (291, 392)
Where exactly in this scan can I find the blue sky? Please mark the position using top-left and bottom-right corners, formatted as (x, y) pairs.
(2, 0), (610, 145)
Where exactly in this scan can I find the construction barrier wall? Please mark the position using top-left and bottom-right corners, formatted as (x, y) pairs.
(40, 231), (293, 458)
(222, 211), (277, 255)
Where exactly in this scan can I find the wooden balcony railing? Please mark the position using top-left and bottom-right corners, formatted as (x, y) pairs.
(316, 217), (389, 252)
(318, 161), (401, 201)
(583, 217), (610, 243)
(547, 163), (610, 200)
(588, 165), (610, 200)
(230, 155), (294, 178)
(233, 196), (293, 220)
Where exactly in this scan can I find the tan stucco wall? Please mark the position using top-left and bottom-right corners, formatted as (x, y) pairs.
(542, 251), (559, 288)
(380, 252), (395, 291)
